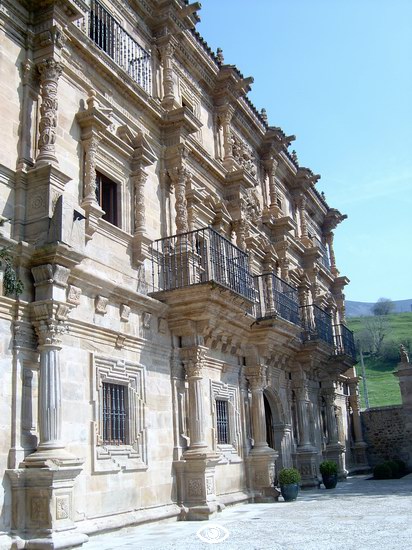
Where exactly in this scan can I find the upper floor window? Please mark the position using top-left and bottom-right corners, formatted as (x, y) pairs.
(96, 171), (118, 227)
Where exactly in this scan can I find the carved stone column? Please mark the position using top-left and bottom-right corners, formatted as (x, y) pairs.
(169, 166), (190, 235)
(218, 106), (235, 171)
(244, 365), (278, 502)
(295, 386), (313, 449)
(325, 231), (339, 276)
(158, 35), (178, 110)
(182, 346), (208, 453)
(232, 219), (247, 252)
(36, 58), (63, 167)
(175, 346), (221, 520)
(6, 263), (87, 549)
(296, 194), (311, 246)
(264, 157), (281, 217)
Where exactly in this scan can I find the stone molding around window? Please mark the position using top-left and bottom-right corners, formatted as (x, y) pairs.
(210, 380), (242, 463)
(91, 354), (147, 473)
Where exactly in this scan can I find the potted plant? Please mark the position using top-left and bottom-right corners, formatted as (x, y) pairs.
(319, 460), (338, 489)
(278, 467), (301, 502)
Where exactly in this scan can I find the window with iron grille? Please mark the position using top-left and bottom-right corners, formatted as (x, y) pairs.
(102, 382), (127, 445)
(216, 399), (229, 445)
(96, 171), (118, 226)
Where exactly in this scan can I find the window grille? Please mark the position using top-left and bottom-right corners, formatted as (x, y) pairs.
(102, 382), (127, 445)
(216, 399), (229, 445)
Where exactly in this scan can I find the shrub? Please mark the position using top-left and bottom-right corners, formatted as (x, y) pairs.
(278, 467), (301, 485)
(386, 460), (400, 478)
(319, 460), (338, 476)
(373, 462), (392, 480)
(393, 459), (407, 476)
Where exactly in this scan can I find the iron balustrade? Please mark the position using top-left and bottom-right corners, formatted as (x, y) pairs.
(150, 227), (256, 302)
(254, 273), (300, 326)
(311, 235), (330, 271)
(300, 304), (334, 346)
(334, 323), (356, 361)
(76, 0), (152, 94)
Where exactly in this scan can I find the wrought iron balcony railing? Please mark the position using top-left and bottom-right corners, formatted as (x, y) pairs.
(333, 324), (356, 361)
(300, 304), (334, 346)
(254, 273), (300, 326)
(150, 227), (256, 303)
(76, 0), (152, 94)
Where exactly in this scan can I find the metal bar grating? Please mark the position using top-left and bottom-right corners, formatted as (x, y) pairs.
(216, 399), (229, 445)
(102, 382), (127, 445)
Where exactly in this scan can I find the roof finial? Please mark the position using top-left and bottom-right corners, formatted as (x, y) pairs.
(216, 47), (224, 64)
(260, 108), (268, 123)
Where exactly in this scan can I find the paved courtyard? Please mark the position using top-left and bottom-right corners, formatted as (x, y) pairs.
(83, 475), (412, 550)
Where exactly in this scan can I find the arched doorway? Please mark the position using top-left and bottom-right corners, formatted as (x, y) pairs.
(263, 390), (291, 470)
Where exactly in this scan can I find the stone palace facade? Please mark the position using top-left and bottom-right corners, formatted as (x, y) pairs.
(0, 1), (368, 547)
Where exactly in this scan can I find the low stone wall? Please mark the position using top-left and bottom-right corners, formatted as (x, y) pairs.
(361, 405), (412, 468)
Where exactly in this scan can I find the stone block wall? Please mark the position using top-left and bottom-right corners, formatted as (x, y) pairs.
(361, 406), (412, 469)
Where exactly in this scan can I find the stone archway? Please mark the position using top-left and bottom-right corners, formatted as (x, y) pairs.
(263, 389), (291, 470)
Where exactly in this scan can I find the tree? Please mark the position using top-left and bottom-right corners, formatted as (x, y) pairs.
(362, 314), (389, 357)
(372, 297), (394, 316)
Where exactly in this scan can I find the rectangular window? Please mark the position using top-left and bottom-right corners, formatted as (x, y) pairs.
(216, 399), (229, 445)
(102, 382), (127, 445)
(96, 171), (118, 226)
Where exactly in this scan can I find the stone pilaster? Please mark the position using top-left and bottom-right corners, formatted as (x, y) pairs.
(36, 58), (63, 167)
(293, 381), (318, 488)
(322, 388), (347, 478)
(348, 378), (368, 471)
(76, 89), (112, 241)
(130, 132), (156, 266)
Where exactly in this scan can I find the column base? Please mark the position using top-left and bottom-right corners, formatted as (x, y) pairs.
(174, 451), (223, 521)
(295, 447), (320, 488)
(324, 443), (348, 479)
(6, 454), (86, 549)
(246, 448), (278, 501)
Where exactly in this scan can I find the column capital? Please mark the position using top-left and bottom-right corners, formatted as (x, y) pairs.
(245, 365), (268, 391)
(181, 346), (208, 378)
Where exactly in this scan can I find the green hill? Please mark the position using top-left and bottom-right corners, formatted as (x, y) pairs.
(347, 312), (412, 408)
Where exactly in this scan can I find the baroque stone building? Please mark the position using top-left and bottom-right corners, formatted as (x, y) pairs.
(0, 1), (367, 547)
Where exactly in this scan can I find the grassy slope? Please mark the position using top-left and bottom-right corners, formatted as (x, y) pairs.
(347, 312), (412, 408)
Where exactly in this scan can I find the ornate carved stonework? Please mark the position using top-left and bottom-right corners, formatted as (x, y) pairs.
(188, 478), (202, 497)
(231, 132), (256, 177)
(95, 296), (108, 314)
(120, 304), (131, 322)
(67, 285), (81, 306)
(56, 495), (70, 520)
(168, 165), (190, 234)
(36, 58), (63, 166)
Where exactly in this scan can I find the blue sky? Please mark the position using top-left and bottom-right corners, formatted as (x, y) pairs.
(197, 0), (412, 302)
